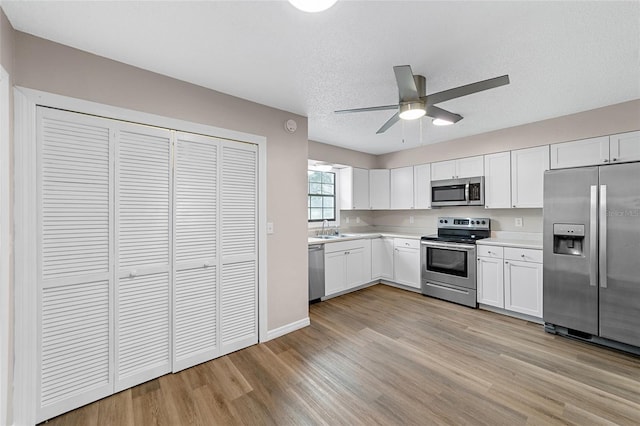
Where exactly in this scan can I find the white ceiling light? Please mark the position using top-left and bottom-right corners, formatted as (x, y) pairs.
(432, 118), (454, 126)
(398, 101), (426, 120)
(288, 0), (338, 13)
(311, 161), (333, 172)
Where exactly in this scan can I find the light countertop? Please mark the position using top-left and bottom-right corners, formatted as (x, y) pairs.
(477, 237), (543, 250)
(308, 232), (422, 245)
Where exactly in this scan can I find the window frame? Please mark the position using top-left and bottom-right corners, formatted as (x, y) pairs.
(307, 170), (336, 223)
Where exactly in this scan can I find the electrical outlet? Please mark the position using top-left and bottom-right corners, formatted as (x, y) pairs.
(515, 217), (523, 227)
(409, 216), (414, 224)
(267, 222), (274, 234)
(345, 217), (350, 224)
(356, 217), (361, 224)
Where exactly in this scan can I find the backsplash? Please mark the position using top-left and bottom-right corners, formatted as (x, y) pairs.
(340, 207), (542, 235)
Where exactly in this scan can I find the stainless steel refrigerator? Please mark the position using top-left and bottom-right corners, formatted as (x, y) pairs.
(543, 162), (640, 353)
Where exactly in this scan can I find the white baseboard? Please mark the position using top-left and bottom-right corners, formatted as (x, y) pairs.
(263, 317), (310, 342)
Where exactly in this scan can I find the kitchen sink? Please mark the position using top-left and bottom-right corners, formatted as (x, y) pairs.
(314, 233), (360, 240)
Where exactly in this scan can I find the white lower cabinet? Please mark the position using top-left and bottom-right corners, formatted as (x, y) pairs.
(477, 244), (543, 319)
(477, 246), (504, 308)
(325, 239), (372, 296)
(372, 237), (394, 280)
(504, 248), (543, 318)
(393, 238), (421, 289)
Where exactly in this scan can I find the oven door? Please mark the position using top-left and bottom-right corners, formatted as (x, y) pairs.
(421, 241), (476, 289)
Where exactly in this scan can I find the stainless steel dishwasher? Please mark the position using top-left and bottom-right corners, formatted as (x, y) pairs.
(308, 244), (325, 303)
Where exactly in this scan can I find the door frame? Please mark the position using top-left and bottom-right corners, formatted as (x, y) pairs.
(13, 86), (268, 425)
(0, 65), (10, 426)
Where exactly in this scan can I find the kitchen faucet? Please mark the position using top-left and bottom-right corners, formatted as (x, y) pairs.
(322, 219), (329, 236)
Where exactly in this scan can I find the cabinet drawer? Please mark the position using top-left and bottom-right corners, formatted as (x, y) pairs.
(504, 247), (542, 263)
(477, 245), (503, 258)
(324, 239), (366, 254)
(394, 238), (420, 250)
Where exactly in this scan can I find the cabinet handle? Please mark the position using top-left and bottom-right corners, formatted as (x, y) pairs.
(513, 205), (516, 208)
(612, 158), (618, 162)
(603, 159), (609, 163)
(204, 262), (211, 267)
(521, 254), (525, 258)
(129, 270), (137, 278)
(505, 261), (509, 264)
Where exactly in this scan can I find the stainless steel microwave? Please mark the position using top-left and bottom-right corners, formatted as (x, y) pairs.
(431, 176), (484, 207)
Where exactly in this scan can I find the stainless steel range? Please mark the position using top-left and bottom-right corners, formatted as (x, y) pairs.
(421, 217), (490, 308)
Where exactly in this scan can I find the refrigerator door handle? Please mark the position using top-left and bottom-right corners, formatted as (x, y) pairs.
(589, 185), (598, 287)
(599, 185), (607, 288)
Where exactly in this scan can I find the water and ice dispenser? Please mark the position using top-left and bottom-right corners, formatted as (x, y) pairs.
(553, 224), (585, 256)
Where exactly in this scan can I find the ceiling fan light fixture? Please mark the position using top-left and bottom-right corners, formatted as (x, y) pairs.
(288, 0), (338, 13)
(398, 101), (426, 120)
(432, 118), (454, 126)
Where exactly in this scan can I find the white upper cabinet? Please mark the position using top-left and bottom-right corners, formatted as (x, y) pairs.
(550, 136), (609, 169)
(609, 131), (640, 164)
(484, 152), (511, 209)
(431, 155), (484, 180)
(511, 145), (549, 208)
(431, 159), (457, 180)
(339, 167), (369, 210)
(550, 131), (640, 169)
(390, 166), (414, 209)
(413, 164), (432, 209)
(369, 169), (390, 210)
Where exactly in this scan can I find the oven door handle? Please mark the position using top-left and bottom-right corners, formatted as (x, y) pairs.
(421, 241), (476, 251)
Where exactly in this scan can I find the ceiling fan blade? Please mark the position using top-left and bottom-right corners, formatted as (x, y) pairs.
(376, 112), (400, 134)
(393, 65), (419, 101)
(426, 105), (463, 123)
(425, 75), (510, 105)
(335, 104), (398, 114)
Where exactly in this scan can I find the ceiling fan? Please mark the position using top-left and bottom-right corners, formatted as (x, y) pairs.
(335, 65), (510, 134)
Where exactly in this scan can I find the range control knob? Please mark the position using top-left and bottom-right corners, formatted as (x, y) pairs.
(481, 220), (486, 225)
(444, 220), (448, 223)
(471, 220), (475, 224)
(439, 219), (443, 223)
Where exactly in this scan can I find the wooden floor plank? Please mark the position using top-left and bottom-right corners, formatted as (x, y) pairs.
(39, 284), (640, 425)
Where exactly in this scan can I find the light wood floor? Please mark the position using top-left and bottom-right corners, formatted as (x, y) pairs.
(42, 284), (640, 425)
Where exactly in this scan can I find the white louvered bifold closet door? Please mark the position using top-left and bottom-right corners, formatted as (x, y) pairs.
(220, 142), (258, 355)
(36, 108), (114, 423)
(114, 122), (172, 391)
(173, 132), (219, 372)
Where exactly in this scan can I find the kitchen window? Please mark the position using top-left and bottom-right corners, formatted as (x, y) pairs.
(308, 170), (335, 222)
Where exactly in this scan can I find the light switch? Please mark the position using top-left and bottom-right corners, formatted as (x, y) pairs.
(356, 217), (360, 224)
(267, 222), (274, 234)
(409, 216), (414, 224)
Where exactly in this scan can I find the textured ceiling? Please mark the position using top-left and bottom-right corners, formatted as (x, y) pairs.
(2, 1), (639, 154)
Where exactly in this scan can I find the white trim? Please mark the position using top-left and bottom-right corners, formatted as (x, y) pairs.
(0, 65), (11, 426)
(13, 88), (38, 426)
(12, 86), (268, 425)
(264, 317), (310, 342)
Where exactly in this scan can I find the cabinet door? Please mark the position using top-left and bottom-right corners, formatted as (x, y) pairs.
(369, 169), (390, 209)
(511, 145), (549, 208)
(610, 131), (640, 164)
(345, 247), (367, 289)
(413, 164), (431, 209)
(372, 238), (394, 280)
(477, 256), (504, 308)
(550, 136), (609, 169)
(390, 166), (414, 209)
(352, 167), (370, 210)
(393, 247), (420, 289)
(456, 155), (484, 178)
(173, 132), (219, 372)
(115, 123), (172, 392)
(504, 259), (543, 318)
(483, 152), (511, 209)
(431, 160), (457, 180)
(325, 251), (346, 296)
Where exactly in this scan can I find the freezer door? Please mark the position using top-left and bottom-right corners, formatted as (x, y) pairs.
(543, 167), (599, 334)
(598, 162), (640, 347)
